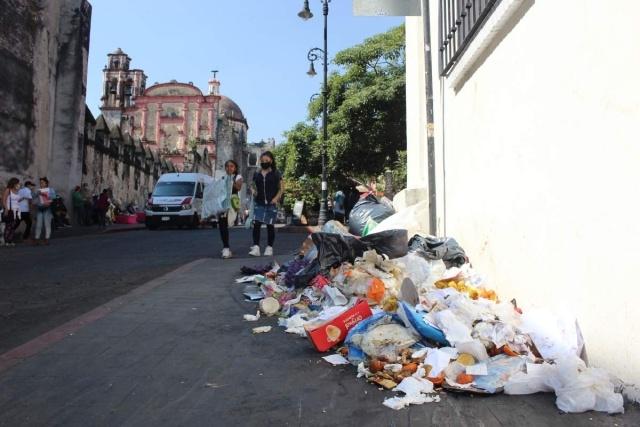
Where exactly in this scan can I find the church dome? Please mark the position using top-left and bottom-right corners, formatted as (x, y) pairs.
(219, 96), (246, 123)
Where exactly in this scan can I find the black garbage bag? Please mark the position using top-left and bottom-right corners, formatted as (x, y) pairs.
(361, 229), (408, 259)
(312, 229), (408, 270)
(312, 233), (367, 270)
(292, 258), (321, 288)
(348, 194), (395, 236)
(408, 235), (468, 268)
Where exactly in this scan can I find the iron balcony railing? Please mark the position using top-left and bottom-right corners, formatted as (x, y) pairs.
(439, 0), (500, 76)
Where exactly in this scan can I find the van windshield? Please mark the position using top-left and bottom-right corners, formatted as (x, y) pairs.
(153, 182), (195, 197)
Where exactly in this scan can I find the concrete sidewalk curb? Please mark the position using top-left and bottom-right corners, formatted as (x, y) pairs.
(0, 258), (209, 375)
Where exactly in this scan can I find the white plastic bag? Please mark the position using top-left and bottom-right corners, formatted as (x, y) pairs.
(201, 178), (229, 219)
(372, 200), (429, 238)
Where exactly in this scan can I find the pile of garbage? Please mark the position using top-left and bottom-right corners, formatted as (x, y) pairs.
(236, 217), (626, 414)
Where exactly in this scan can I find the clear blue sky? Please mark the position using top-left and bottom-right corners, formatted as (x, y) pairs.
(87, 0), (403, 144)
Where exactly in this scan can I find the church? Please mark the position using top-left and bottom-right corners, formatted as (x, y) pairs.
(98, 48), (248, 175)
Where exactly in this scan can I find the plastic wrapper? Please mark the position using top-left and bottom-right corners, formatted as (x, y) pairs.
(348, 195), (395, 236)
(346, 312), (407, 364)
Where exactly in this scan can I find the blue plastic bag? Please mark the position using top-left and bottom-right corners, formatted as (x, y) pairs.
(396, 301), (450, 346)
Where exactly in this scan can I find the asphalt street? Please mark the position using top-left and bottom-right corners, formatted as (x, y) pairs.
(0, 227), (302, 354)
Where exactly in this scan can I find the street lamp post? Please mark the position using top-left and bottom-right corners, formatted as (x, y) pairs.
(299, 0), (330, 226)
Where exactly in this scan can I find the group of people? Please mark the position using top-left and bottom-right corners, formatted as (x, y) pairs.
(1, 177), (56, 246)
(212, 151), (283, 259)
(70, 185), (116, 228)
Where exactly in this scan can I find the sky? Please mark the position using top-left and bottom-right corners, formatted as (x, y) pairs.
(86, 0), (403, 144)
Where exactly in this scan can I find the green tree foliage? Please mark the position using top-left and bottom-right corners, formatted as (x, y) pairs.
(309, 24), (406, 188)
(277, 25), (407, 210)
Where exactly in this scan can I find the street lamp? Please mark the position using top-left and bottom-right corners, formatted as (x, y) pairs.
(299, 0), (330, 226)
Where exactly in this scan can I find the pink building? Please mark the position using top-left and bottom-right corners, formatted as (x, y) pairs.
(99, 49), (248, 173)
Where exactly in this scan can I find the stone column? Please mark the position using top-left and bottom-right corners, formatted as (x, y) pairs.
(155, 104), (162, 146)
(141, 106), (147, 140)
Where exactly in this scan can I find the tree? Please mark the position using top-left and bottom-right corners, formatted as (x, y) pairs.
(279, 25), (407, 212)
(309, 24), (406, 189)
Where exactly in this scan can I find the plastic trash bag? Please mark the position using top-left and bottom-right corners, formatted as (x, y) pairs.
(555, 356), (624, 414)
(408, 235), (468, 268)
(396, 301), (450, 345)
(360, 229), (408, 259)
(348, 194), (395, 236)
(393, 253), (433, 286)
(373, 200), (430, 238)
(346, 312), (407, 364)
(292, 259), (320, 288)
(202, 178), (229, 219)
(321, 220), (350, 236)
(311, 229), (408, 270)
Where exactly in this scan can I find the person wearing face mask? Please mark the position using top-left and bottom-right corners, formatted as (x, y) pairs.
(249, 151), (283, 257)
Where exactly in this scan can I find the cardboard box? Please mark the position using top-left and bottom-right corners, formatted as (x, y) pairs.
(304, 299), (372, 352)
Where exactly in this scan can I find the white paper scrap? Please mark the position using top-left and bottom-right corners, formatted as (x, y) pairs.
(322, 354), (350, 366)
(424, 348), (454, 377)
(235, 275), (256, 283)
(243, 311), (260, 321)
(382, 377), (439, 410)
(252, 326), (272, 334)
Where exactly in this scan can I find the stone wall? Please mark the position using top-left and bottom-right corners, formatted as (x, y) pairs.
(0, 0), (91, 201)
(82, 115), (176, 209)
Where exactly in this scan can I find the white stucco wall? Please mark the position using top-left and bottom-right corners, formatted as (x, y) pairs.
(407, 1), (640, 384)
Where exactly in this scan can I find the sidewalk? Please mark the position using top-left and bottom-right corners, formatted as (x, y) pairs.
(1, 253), (638, 425)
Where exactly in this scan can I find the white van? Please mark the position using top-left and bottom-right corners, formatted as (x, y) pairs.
(145, 173), (213, 229)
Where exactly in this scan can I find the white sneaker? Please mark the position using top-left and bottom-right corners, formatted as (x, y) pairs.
(264, 246), (273, 257)
(222, 248), (232, 259)
(249, 245), (261, 257)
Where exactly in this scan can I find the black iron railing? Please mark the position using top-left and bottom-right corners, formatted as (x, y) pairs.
(439, 0), (500, 76)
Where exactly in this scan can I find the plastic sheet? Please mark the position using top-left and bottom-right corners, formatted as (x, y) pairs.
(408, 235), (468, 268)
(348, 195), (395, 236)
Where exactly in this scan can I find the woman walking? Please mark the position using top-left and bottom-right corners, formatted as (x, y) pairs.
(219, 160), (243, 259)
(249, 151), (283, 257)
(34, 177), (56, 245)
(2, 178), (22, 246)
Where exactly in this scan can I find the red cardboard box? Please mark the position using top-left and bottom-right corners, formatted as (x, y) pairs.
(304, 299), (372, 352)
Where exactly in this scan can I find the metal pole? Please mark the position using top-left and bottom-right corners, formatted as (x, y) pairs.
(422, 0), (437, 235)
(318, 0), (329, 226)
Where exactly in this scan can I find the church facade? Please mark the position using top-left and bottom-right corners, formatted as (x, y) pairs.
(99, 49), (248, 175)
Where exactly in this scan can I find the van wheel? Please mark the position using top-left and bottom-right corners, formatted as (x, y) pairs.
(146, 224), (158, 230)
